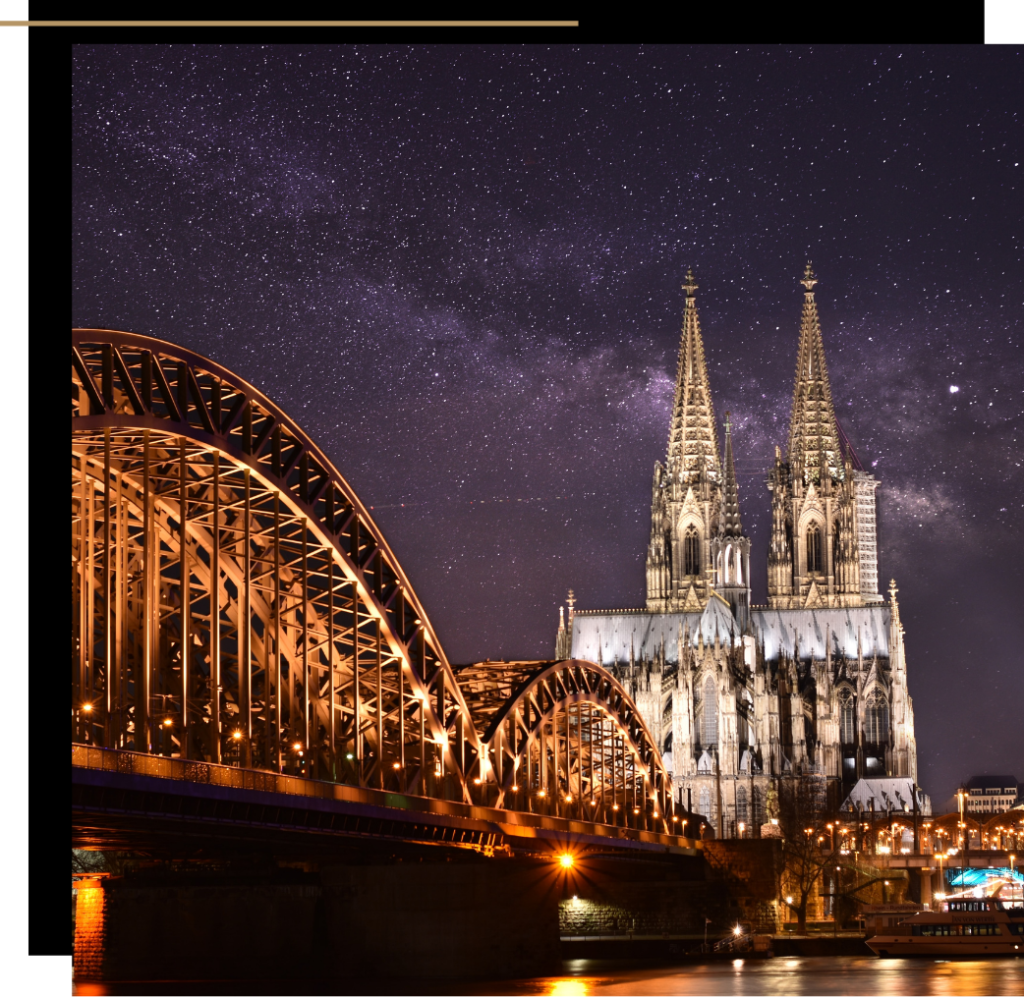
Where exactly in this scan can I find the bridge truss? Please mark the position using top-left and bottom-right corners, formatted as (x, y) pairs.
(72, 330), (673, 829)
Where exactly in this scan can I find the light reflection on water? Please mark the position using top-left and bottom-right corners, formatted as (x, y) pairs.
(532, 957), (1024, 997)
(72, 956), (1024, 997)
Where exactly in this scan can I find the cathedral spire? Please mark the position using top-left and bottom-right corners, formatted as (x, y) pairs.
(719, 412), (743, 537)
(787, 261), (842, 482)
(666, 269), (721, 483)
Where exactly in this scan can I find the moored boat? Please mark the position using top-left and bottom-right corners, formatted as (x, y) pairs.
(866, 895), (1024, 957)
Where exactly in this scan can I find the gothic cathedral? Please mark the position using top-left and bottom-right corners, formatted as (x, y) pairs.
(555, 265), (918, 835)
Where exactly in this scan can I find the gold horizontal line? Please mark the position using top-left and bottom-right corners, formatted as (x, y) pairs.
(1, 20), (578, 27)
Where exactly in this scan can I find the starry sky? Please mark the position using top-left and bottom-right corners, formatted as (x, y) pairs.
(72, 45), (1022, 807)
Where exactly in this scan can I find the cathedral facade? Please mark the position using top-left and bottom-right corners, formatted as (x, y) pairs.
(555, 265), (918, 836)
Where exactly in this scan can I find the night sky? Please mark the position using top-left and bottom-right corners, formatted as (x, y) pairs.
(72, 45), (1023, 808)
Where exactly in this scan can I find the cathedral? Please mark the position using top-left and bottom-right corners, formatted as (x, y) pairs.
(555, 264), (918, 836)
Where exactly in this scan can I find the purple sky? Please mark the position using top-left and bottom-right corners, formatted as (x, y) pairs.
(73, 45), (1023, 807)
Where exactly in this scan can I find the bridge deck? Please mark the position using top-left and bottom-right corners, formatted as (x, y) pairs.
(73, 746), (700, 858)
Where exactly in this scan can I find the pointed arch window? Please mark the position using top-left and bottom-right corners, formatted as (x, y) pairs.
(684, 526), (701, 576)
(701, 676), (718, 746)
(838, 688), (856, 745)
(806, 523), (823, 573)
(699, 786), (712, 819)
(736, 786), (749, 824)
(864, 688), (889, 744)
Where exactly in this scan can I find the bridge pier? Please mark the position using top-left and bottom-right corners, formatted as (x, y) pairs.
(73, 856), (561, 982)
(918, 866), (933, 908)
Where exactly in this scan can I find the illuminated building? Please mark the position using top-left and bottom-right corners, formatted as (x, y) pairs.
(962, 775), (1020, 814)
(556, 265), (919, 835)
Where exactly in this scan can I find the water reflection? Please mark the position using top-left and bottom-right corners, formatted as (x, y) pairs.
(72, 956), (1024, 996)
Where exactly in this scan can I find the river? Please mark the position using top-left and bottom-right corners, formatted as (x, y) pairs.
(72, 955), (1024, 995)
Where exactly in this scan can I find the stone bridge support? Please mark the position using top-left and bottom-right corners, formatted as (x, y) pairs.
(74, 857), (561, 982)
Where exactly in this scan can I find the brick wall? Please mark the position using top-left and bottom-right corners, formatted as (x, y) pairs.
(72, 881), (107, 981)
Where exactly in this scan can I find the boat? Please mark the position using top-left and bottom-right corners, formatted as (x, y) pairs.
(866, 887), (1024, 957)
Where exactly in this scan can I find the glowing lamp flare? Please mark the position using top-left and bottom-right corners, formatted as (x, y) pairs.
(559, 853), (574, 869)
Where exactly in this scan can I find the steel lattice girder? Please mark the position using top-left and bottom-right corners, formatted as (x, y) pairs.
(72, 330), (675, 831)
(458, 660), (673, 830)
(72, 329), (483, 802)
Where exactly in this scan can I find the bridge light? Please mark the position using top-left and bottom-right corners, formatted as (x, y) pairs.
(293, 741), (302, 751)
(346, 753), (354, 760)
(672, 815), (679, 822)
(559, 853), (574, 870)
(163, 719), (173, 727)
(733, 924), (743, 936)
(612, 804), (619, 811)
(473, 777), (481, 785)
(538, 790), (546, 798)
(510, 785), (518, 792)
(232, 731), (242, 741)
(653, 813), (659, 819)
(393, 762), (402, 770)
(565, 795), (572, 802)
(82, 703), (93, 713)
(633, 808), (640, 815)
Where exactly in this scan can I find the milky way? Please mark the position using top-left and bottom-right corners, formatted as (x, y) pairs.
(72, 45), (1023, 804)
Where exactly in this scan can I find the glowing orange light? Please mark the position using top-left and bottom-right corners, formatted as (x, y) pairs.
(231, 731), (242, 740)
(293, 741), (302, 751)
(510, 785), (519, 792)
(538, 790), (546, 798)
(82, 703), (93, 713)
(163, 719), (172, 727)
(565, 795), (572, 802)
(559, 853), (574, 869)
(612, 804), (620, 811)
(394, 762), (402, 770)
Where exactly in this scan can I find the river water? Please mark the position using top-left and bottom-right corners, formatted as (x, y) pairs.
(72, 955), (1024, 996)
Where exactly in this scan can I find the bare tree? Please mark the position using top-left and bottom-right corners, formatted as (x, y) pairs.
(776, 775), (840, 935)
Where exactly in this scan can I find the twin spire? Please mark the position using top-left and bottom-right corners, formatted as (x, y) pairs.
(667, 259), (843, 519)
(666, 269), (721, 484)
(667, 259), (843, 485)
(787, 261), (843, 481)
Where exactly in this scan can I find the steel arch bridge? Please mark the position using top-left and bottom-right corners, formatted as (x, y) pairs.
(72, 329), (673, 827)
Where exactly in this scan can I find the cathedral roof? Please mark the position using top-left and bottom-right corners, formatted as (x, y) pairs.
(840, 777), (931, 815)
(666, 269), (721, 483)
(752, 605), (890, 661)
(787, 262), (844, 482)
(572, 604), (890, 666)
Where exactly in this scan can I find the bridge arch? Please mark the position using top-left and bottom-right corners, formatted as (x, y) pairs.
(458, 659), (673, 831)
(72, 329), (483, 802)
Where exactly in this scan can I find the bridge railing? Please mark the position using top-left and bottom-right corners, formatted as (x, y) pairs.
(73, 745), (702, 854)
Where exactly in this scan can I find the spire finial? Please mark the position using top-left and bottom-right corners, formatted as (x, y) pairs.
(682, 268), (698, 297)
(724, 410), (732, 434)
(566, 589), (576, 616)
(801, 260), (817, 292)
